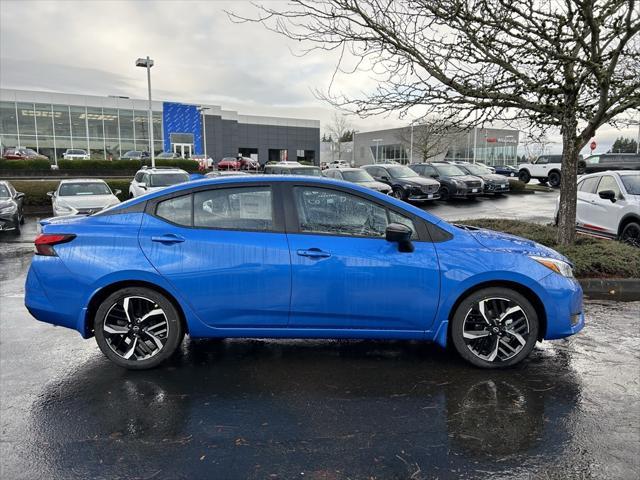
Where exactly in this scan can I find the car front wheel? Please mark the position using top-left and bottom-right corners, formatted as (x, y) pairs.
(451, 287), (539, 368)
(94, 287), (184, 370)
(391, 187), (406, 201)
(518, 170), (531, 183)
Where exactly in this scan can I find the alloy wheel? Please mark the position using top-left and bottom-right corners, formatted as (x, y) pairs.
(103, 296), (169, 361)
(621, 223), (640, 248)
(462, 297), (530, 362)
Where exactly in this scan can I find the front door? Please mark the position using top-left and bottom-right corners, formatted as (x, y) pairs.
(285, 185), (440, 332)
(139, 185), (291, 329)
(172, 143), (193, 159)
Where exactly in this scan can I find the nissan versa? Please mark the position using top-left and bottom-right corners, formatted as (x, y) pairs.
(25, 176), (584, 370)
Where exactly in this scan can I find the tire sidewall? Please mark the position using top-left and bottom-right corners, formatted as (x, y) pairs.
(451, 287), (539, 369)
(549, 172), (561, 187)
(518, 170), (530, 183)
(621, 222), (640, 247)
(94, 287), (183, 370)
(392, 186), (406, 200)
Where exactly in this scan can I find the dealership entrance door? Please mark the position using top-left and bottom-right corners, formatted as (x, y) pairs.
(172, 143), (192, 159)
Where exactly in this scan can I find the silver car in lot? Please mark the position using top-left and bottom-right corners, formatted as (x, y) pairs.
(48, 179), (121, 216)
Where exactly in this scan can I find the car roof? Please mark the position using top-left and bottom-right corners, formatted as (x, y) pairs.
(266, 164), (317, 169)
(361, 163), (402, 168)
(136, 167), (187, 173)
(59, 178), (107, 184)
(326, 167), (361, 172)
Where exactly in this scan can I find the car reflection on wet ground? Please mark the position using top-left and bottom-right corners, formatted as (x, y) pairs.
(1, 253), (639, 479)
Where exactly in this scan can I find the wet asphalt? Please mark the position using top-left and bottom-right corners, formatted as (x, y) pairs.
(1, 193), (639, 480)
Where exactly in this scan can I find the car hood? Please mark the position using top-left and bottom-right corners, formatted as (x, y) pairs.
(447, 174), (483, 183)
(358, 180), (391, 190)
(56, 194), (118, 209)
(476, 173), (510, 183)
(401, 176), (440, 186)
(457, 225), (569, 263)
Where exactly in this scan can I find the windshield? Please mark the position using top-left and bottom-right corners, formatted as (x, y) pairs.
(341, 170), (375, 182)
(291, 168), (322, 176)
(68, 149), (85, 154)
(434, 164), (465, 176)
(463, 164), (492, 175)
(387, 166), (418, 178)
(0, 185), (9, 197)
(621, 174), (640, 195)
(150, 173), (189, 187)
(59, 182), (112, 196)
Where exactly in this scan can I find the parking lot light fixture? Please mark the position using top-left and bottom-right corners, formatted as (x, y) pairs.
(197, 106), (211, 158)
(136, 56), (155, 168)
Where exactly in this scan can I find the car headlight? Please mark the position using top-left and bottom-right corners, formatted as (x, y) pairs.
(55, 202), (74, 213)
(530, 256), (574, 278)
(0, 202), (17, 214)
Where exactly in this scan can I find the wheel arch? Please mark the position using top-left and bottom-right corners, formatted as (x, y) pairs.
(84, 280), (189, 338)
(446, 280), (548, 344)
(617, 213), (640, 238)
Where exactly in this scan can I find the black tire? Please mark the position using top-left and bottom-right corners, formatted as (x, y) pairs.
(391, 186), (406, 201)
(94, 287), (184, 370)
(518, 170), (531, 183)
(548, 171), (561, 187)
(439, 187), (450, 201)
(451, 287), (539, 369)
(19, 213), (25, 225)
(11, 217), (20, 235)
(620, 221), (640, 248)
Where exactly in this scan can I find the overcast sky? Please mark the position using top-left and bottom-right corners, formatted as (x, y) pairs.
(1, 0), (637, 155)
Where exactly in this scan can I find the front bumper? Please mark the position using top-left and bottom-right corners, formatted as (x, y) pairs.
(484, 183), (510, 193)
(449, 186), (482, 198)
(408, 192), (440, 202)
(0, 213), (19, 230)
(538, 273), (585, 340)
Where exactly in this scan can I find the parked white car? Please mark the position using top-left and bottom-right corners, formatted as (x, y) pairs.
(48, 179), (120, 216)
(554, 170), (640, 246)
(129, 167), (190, 198)
(62, 149), (90, 160)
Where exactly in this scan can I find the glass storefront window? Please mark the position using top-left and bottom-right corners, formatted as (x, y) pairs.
(54, 137), (72, 160)
(1, 135), (19, 149)
(152, 112), (162, 140)
(86, 107), (104, 139)
(36, 135), (55, 159)
(119, 140), (135, 159)
(0, 101), (18, 135)
(103, 108), (119, 139)
(105, 138), (120, 160)
(19, 135), (37, 151)
(119, 109), (134, 140)
(17, 103), (36, 136)
(53, 104), (71, 138)
(70, 106), (87, 143)
(89, 138), (105, 160)
(134, 112), (149, 142)
(35, 103), (55, 137)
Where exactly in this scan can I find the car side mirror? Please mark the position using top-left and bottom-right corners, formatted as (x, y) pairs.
(598, 190), (616, 202)
(381, 175), (390, 181)
(138, 182), (147, 190)
(47, 191), (54, 197)
(385, 223), (414, 253)
(114, 189), (122, 196)
(15, 192), (25, 199)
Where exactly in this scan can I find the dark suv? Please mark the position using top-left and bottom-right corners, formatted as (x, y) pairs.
(410, 163), (484, 201)
(579, 153), (640, 174)
(361, 164), (440, 202)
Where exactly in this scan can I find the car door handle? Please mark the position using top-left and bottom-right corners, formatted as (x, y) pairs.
(297, 248), (331, 259)
(151, 234), (185, 244)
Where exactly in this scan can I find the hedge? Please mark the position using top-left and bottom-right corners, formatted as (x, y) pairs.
(10, 179), (131, 207)
(0, 158), (200, 173)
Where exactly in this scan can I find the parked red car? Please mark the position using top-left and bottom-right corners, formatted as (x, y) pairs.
(217, 156), (260, 171)
(2, 147), (48, 160)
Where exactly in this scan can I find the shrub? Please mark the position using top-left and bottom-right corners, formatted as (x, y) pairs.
(0, 159), (51, 170)
(507, 178), (526, 192)
(464, 218), (640, 278)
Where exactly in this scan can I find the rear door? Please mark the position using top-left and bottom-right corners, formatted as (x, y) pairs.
(284, 184), (440, 332)
(139, 184), (291, 328)
(576, 176), (600, 230)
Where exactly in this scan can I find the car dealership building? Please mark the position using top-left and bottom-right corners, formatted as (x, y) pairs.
(0, 88), (320, 164)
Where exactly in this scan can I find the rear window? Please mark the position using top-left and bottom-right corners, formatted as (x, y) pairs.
(194, 187), (273, 231)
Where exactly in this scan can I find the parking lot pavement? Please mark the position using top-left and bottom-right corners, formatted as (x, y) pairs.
(419, 191), (559, 224)
(1, 254), (638, 480)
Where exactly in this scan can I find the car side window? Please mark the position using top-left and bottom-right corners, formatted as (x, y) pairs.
(194, 187), (273, 231)
(536, 157), (548, 164)
(156, 194), (192, 226)
(596, 176), (621, 196)
(579, 177), (599, 193)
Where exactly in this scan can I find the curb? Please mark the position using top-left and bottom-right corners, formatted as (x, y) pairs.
(578, 278), (640, 301)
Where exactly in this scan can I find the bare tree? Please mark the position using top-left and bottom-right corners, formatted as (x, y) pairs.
(325, 112), (352, 162)
(230, 0), (640, 245)
(395, 119), (460, 163)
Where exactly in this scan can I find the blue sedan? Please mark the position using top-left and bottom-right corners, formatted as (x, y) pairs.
(25, 176), (584, 369)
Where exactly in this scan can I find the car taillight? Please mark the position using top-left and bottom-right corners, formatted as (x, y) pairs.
(34, 233), (76, 256)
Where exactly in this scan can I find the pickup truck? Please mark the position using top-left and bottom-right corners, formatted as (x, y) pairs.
(518, 154), (585, 187)
(580, 153), (640, 174)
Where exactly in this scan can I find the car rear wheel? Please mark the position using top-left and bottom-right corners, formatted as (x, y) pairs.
(451, 287), (539, 368)
(620, 221), (640, 248)
(518, 170), (530, 183)
(94, 287), (184, 370)
(548, 171), (561, 187)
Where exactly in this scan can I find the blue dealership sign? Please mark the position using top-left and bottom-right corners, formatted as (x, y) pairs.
(162, 102), (203, 154)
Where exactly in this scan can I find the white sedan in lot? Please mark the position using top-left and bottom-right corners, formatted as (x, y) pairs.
(48, 179), (121, 216)
(555, 170), (640, 246)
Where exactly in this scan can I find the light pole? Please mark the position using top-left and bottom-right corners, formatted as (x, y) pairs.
(136, 56), (155, 168)
(372, 138), (383, 163)
(197, 106), (211, 159)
